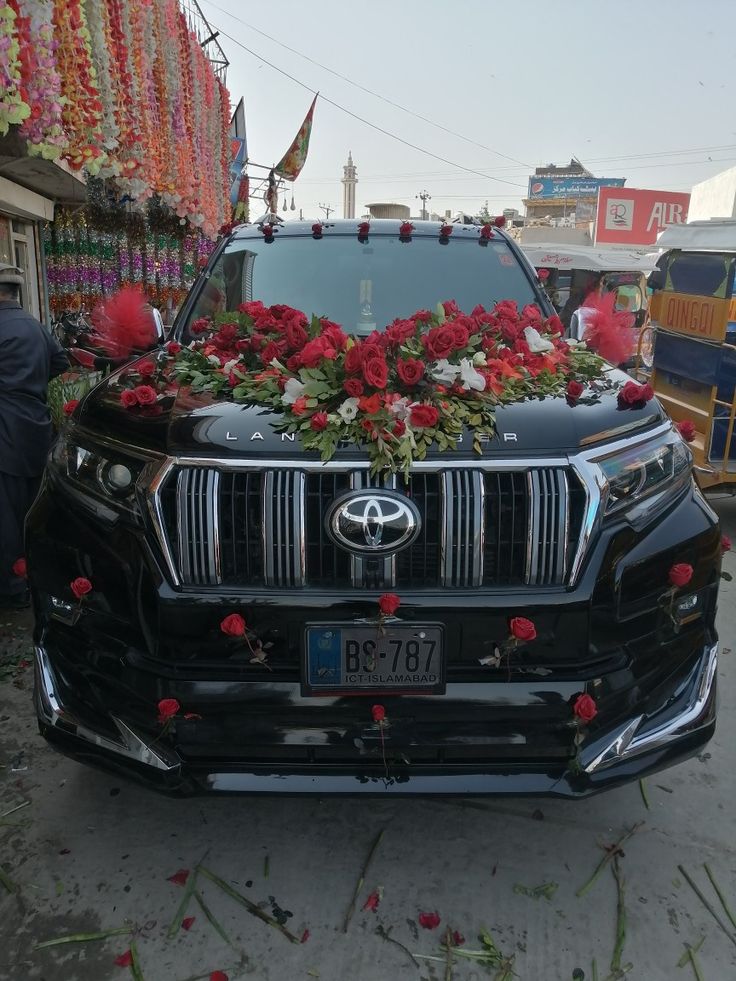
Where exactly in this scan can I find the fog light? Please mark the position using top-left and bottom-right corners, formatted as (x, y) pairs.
(50, 596), (80, 625)
(675, 591), (702, 625)
(99, 462), (133, 494)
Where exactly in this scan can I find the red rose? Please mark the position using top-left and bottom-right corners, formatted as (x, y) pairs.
(166, 341), (182, 355)
(677, 420), (696, 442)
(344, 344), (364, 374)
(310, 411), (329, 431)
(722, 535), (732, 554)
(120, 389), (138, 408)
(386, 319), (417, 345)
(418, 912), (441, 930)
(451, 324), (469, 349)
(538, 268), (550, 281)
(397, 358), (425, 386)
(190, 317), (211, 335)
(440, 224), (453, 238)
(300, 336), (335, 368)
(137, 359), (156, 377)
(63, 399), (80, 416)
(363, 355), (389, 389)
(378, 592), (401, 616)
(261, 341), (282, 365)
(618, 381), (654, 406)
(566, 380), (584, 401)
(358, 392), (382, 415)
(312, 222), (323, 238)
(479, 224), (494, 240)
(157, 698), (181, 723)
(392, 420), (406, 437)
(399, 221), (414, 238)
(220, 613), (246, 638)
(410, 403), (440, 428)
(371, 704), (386, 722)
(509, 616), (536, 641)
(12, 558), (27, 578)
(424, 325), (456, 360)
(572, 693), (597, 723)
(344, 378), (364, 397)
(493, 214), (507, 227)
(132, 385), (158, 406)
(668, 563), (693, 588)
(70, 577), (92, 599)
(292, 397), (309, 416)
(285, 319), (308, 349)
(357, 221), (370, 238)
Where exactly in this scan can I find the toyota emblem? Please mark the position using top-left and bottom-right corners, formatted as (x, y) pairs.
(325, 489), (421, 555)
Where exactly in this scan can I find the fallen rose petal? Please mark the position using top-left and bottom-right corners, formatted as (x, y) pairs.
(418, 911), (441, 929)
(452, 930), (465, 946)
(301, 929), (310, 943)
(114, 951), (133, 968)
(181, 916), (196, 931)
(183, 712), (203, 721)
(721, 535), (731, 554)
(12, 558), (27, 578)
(167, 869), (190, 886)
(362, 890), (380, 912)
(210, 973), (229, 981)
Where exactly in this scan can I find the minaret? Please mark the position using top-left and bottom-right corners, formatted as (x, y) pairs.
(342, 151), (357, 219)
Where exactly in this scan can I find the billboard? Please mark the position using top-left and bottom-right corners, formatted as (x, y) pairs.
(527, 176), (626, 200)
(595, 186), (691, 246)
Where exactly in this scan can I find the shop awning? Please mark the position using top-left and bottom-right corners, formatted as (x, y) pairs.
(0, 133), (86, 210)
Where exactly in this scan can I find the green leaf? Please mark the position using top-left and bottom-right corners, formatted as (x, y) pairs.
(35, 926), (131, 950)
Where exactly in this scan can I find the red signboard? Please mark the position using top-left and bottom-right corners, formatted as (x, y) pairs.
(595, 187), (691, 246)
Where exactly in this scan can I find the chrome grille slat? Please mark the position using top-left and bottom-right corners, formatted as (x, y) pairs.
(159, 464), (579, 591)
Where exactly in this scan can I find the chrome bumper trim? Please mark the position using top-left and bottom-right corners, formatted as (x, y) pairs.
(34, 645), (180, 773)
(582, 643), (718, 774)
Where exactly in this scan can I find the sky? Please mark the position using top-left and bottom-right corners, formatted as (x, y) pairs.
(200, 0), (736, 222)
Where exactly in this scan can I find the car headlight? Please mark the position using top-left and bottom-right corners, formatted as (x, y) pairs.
(50, 437), (153, 511)
(593, 429), (692, 516)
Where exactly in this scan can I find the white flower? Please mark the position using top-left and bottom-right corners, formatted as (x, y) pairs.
(337, 397), (359, 422)
(207, 354), (221, 366)
(282, 377), (307, 405)
(389, 396), (411, 420)
(431, 359), (460, 384)
(223, 358), (240, 373)
(523, 325), (554, 353)
(564, 337), (585, 348)
(472, 351), (487, 366)
(459, 358), (486, 392)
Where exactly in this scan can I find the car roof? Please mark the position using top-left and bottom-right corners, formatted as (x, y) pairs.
(230, 217), (511, 240)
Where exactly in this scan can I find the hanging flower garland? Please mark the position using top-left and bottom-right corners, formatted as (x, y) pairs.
(16, 0), (65, 159)
(53, 0), (108, 174)
(0, 2), (30, 135)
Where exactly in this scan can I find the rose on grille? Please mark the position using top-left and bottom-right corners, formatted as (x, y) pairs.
(378, 593), (401, 616)
(220, 613), (247, 637)
(509, 617), (537, 641)
(668, 563), (693, 588)
(157, 698), (180, 723)
(70, 577), (93, 600)
(572, 692), (597, 723)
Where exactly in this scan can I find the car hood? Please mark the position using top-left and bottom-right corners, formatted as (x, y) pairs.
(75, 360), (667, 461)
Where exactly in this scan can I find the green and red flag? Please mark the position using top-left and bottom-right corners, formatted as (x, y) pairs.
(274, 95), (318, 181)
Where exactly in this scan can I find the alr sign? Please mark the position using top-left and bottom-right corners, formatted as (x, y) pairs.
(595, 186), (691, 246)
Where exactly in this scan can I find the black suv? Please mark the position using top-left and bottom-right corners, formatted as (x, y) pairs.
(28, 220), (720, 796)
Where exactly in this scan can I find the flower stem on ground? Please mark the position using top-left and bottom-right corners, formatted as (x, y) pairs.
(576, 823), (644, 898)
(704, 862), (736, 931)
(638, 779), (650, 810)
(610, 856), (627, 975)
(678, 864), (736, 948)
(341, 828), (385, 933)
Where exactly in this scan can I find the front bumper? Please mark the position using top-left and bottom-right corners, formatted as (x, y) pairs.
(34, 640), (717, 798)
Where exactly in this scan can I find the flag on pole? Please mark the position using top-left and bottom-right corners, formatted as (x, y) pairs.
(274, 95), (318, 181)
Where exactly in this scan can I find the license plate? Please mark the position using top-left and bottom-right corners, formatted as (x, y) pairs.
(304, 624), (445, 694)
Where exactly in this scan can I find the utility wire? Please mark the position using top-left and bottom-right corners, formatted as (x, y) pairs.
(201, 0), (532, 170)
(203, 18), (526, 189)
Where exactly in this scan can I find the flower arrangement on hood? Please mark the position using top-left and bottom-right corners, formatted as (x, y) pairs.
(129, 298), (608, 474)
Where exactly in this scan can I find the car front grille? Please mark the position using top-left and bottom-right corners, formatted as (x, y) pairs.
(157, 464), (585, 590)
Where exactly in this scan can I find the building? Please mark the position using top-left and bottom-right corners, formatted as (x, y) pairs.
(525, 159), (626, 227)
(688, 166), (736, 222)
(341, 152), (357, 219)
(366, 203), (410, 220)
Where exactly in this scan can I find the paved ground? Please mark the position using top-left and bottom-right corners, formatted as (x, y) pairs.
(2, 499), (736, 981)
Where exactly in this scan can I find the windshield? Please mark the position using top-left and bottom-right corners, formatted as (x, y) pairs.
(181, 233), (539, 339)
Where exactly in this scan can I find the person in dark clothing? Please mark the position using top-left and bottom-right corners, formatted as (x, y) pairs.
(0, 264), (68, 608)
